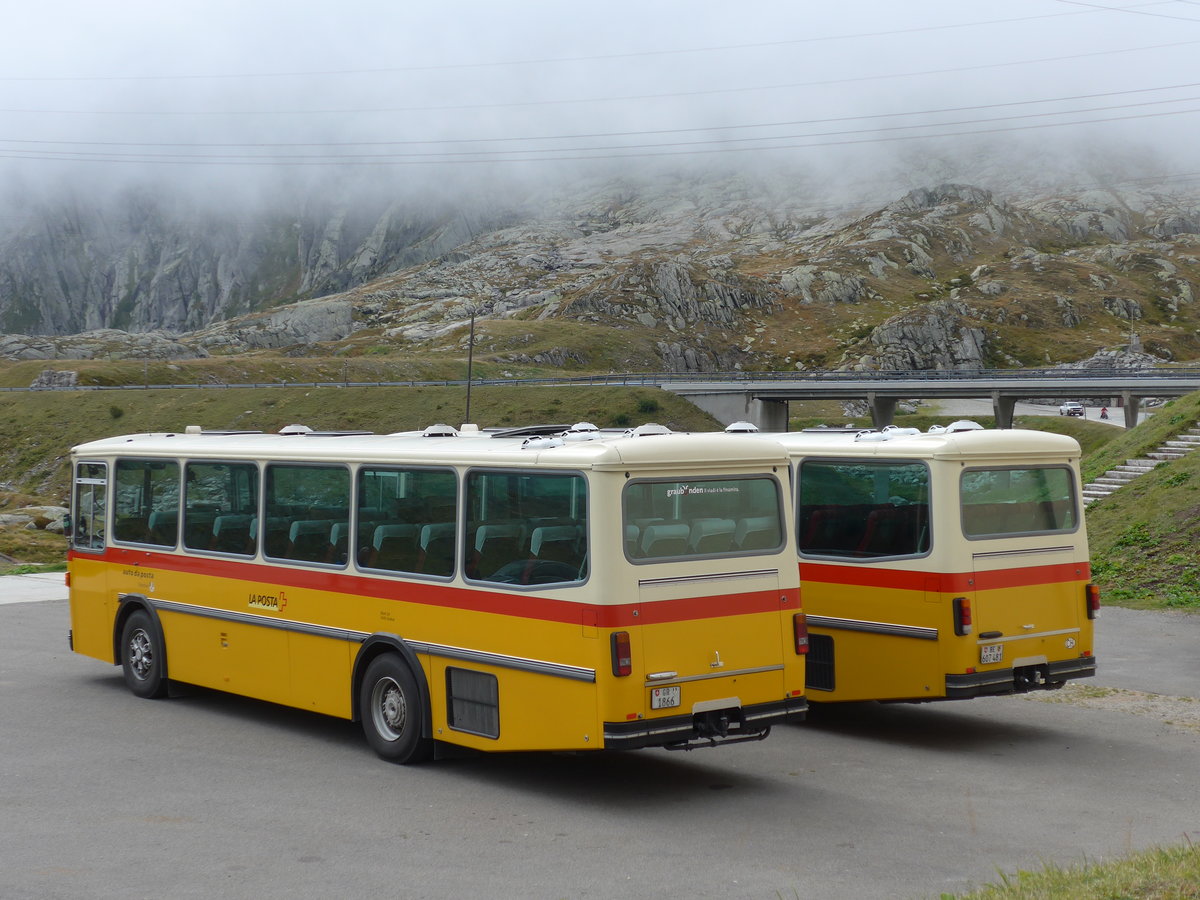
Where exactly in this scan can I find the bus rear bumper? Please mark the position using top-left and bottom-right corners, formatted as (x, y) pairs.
(602, 697), (808, 751)
(945, 657), (1097, 699)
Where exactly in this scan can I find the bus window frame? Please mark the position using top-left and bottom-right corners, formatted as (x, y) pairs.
(795, 456), (933, 563)
(262, 460), (353, 570)
(71, 460), (109, 554)
(182, 458), (263, 559)
(110, 456), (183, 550)
(621, 472), (787, 565)
(959, 463), (1081, 541)
(354, 463), (460, 583)
(461, 466), (590, 589)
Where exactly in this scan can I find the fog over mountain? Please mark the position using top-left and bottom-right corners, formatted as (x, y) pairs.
(3, 0), (1200, 363)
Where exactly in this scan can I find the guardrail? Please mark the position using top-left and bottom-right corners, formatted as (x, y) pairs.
(4, 367), (1200, 392)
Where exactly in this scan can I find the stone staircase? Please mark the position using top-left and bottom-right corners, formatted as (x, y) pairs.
(1083, 423), (1200, 505)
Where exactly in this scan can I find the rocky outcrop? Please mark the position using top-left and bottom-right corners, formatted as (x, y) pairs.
(570, 260), (778, 329)
(0, 190), (514, 336)
(0, 329), (206, 360)
(5, 174), (1200, 373)
(852, 300), (990, 370)
(190, 298), (357, 353)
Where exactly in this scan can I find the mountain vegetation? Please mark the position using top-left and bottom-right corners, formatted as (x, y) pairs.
(3, 175), (1200, 376)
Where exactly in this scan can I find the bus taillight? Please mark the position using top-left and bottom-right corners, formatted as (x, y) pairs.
(953, 597), (973, 636)
(1086, 583), (1101, 620)
(611, 631), (632, 677)
(793, 612), (809, 655)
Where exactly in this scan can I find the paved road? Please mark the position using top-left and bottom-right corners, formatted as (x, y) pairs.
(2, 587), (1198, 900)
(927, 398), (1144, 426)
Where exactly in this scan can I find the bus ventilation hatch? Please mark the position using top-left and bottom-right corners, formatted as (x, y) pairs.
(446, 668), (500, 739)
(805, 634), (835, 692)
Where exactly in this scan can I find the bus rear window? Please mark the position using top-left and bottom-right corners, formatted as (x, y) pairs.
(798, 460), (930, 559)
(623, 476), (783, 560)
(961, 466), (1077, 537)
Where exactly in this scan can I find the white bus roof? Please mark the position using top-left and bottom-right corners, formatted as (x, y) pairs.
(765, 427), (1081, 462)
(71, 427), (791, 472)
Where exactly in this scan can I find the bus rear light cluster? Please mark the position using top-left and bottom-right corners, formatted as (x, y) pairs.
(611, 631), (632, 677)
(953, 597), (973, 636)
(793, 613), (809, 655)
(1085, 583), (1101, 620)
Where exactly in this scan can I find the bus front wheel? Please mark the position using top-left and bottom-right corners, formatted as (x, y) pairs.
(360, 655), (432, 764)
(120, 610), (168, 699)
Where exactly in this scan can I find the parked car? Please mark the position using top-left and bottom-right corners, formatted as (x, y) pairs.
(1059, 401), (1085, 416)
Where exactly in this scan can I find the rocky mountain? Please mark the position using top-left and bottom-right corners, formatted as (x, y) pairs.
(3, 173), (1199, 373)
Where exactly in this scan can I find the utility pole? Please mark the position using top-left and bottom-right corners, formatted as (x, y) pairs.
(464, 307), (476, 424)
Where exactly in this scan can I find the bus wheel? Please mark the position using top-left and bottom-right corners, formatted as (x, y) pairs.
(360, 655), (432, 764)
(120, 610), (168, 699)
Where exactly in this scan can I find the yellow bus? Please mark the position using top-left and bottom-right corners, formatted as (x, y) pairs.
(67, 422), (807, 762)
(747, 422), (1097, 703)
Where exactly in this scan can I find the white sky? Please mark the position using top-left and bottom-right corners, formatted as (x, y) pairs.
(2, 0), (1199, 200)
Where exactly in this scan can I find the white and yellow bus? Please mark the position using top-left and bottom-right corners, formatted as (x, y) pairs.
(67, 422), (807, 762)
(749, 423), (1097, 703)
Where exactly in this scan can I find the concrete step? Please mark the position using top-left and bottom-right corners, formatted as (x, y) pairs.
(1163, 440), (1200, 450)
(1114, 465), (1154, 474)
(1095, 475), (1140, 485)
(1147, 451), (1187, 461)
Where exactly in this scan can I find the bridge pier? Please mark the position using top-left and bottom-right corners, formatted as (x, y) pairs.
(866, 393), (897, 428)
(668, 390), (789, 431)
(1120, 391), (1140, 429)
(991, 392), (1016, 429)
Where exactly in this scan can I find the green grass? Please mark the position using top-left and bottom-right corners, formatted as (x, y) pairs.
(1080, 391), (1200, 610)
(1080, 392), (1200, 484)
(3, 362), (1197, 615)
(942, 841), (1200, 899)
(0, 380), (720, 506)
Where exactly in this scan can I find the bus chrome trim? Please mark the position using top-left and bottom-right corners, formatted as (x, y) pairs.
(971, 546), (1075, 561)
(146, 597), (370, 642)
(638, 568), (779, 588)
(642, 664), (783, 687)
(978, 626), (1081, 645)
(403, 640), (595, 683)
(142, 596), (596, 683)
(807, 614), (938, 641)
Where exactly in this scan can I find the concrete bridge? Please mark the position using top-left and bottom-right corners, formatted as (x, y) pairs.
(652, 368), (1200, 430)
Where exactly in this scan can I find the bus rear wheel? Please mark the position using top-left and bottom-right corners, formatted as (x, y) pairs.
(360, 655), (432, 764)
(120, 610), (168, 699)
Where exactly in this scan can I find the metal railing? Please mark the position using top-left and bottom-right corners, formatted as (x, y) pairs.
(4, 367), (1200, 392)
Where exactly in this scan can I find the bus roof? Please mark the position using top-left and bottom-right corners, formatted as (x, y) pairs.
(765, 427), (1081, 462)
(70, 427), (792, 472)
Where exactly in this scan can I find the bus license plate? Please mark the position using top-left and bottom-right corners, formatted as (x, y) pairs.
(980, 643), (1003, 665)
(651, 686), (680, 709)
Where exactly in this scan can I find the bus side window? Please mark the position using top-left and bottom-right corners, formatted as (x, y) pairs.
(798, 459), (930, 559)
(464, 470), (587, 585)
(357, 466), (458, 577)
(113, 458), (181, 548)
(264, 463), (350, 564)
(185, 461), (260, 555)
(72, 462), (108, 552)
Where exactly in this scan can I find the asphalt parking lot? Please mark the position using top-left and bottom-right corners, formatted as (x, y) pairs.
(3, 580), (1198, 899)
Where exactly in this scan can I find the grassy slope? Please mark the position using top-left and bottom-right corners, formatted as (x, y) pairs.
(3, 369), (1198, 613)
(946, 842), (1200, 900)
(1080, 391), (1200, 610)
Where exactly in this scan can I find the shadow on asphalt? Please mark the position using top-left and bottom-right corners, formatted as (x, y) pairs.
(797, 697), (1059, 752)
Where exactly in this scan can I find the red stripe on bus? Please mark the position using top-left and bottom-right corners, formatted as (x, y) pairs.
(799, 561), (1090, 593)
(92, 548), (786, 628)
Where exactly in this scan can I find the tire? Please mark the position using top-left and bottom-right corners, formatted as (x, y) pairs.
(359, 654), (432, 764)
(120, 609), (168, 699)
